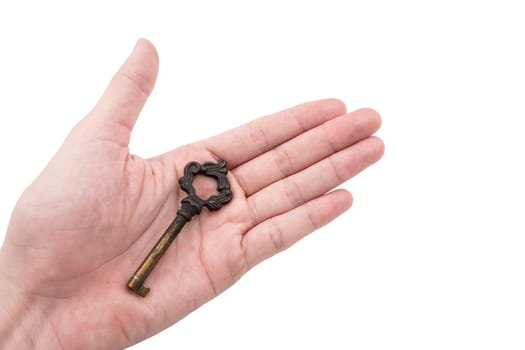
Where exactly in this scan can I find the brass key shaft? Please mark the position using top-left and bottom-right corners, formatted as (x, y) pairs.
(127, 215), (186, 297)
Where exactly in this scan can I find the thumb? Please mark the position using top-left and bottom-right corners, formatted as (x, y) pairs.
(87, 39), (159, 146)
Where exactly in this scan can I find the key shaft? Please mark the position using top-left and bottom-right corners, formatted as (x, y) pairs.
(127, 215), (187, 297)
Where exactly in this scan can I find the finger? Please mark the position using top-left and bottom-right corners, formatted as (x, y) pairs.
(242, 189), (352, 269)
(200, 99), (347, 168)
(233, 108), (381, 195)
(247, 136), (384, 226)
(87, 39), (159, 146)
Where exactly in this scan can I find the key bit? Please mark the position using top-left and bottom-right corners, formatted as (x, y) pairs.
(127, 159), (233, 297)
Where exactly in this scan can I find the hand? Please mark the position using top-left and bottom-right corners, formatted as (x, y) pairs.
(0, 39), (383, 349)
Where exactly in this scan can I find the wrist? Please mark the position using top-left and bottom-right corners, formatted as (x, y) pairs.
(0, 250), (61, 349)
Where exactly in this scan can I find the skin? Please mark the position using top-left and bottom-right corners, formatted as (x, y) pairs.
(0, 39), (384, 349)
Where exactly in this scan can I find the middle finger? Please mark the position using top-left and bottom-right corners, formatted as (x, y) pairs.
(232, 108), (381, 196)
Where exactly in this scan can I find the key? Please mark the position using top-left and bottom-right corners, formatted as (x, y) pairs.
(127, 159), (232, 297)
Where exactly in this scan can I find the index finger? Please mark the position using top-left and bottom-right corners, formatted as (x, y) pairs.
(200, 99), (347, 168)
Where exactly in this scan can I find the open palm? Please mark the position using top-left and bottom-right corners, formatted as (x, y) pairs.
(0, 40), (383, 349)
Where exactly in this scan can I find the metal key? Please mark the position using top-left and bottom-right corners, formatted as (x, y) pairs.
(127, 159), (232, 297)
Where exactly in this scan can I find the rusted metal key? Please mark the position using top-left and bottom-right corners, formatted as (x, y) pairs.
(127, 159), (232, 297)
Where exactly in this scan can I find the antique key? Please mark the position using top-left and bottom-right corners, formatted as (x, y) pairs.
(127, 159), (232, 297)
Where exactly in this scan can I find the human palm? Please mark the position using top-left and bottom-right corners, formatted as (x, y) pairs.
(0, 40), (383, 349)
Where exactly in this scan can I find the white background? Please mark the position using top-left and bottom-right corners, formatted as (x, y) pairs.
(1, 1), (524, 349)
